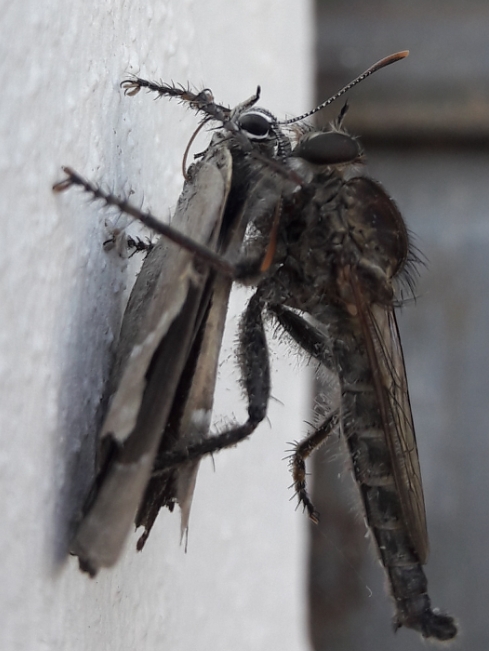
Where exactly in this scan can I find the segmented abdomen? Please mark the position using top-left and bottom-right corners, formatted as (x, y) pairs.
(332, 315), (456, 640)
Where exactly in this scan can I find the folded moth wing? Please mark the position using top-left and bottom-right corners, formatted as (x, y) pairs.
(71, 143), (233, 575)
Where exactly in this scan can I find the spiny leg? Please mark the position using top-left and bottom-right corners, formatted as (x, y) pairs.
(121, 77), (261, 141)
(152, 290), (270, 472)
(53, 168), (235, 277)
(291, 410), (339, 523)
(270, 304), (339, 521)
(270, 304), (336, 371)
(126, 235), (154, 255)
(120, 78), (225, 111)
(103, 233), (154, 256)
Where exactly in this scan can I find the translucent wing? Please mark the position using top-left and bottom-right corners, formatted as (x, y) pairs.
(351, 273), (429, 563)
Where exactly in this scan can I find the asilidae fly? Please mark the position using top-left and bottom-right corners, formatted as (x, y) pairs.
(53, 51), (457, 640)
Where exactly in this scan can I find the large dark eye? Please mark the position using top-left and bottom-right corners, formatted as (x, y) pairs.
(238, 111), (274, 140)
(292, 131), (361, 165)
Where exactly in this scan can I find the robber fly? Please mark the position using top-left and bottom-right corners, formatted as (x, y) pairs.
(53, 51), (457, 640)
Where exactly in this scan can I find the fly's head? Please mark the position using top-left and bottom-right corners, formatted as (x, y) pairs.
(291, 125), (363, 169)
(261, 51), (415, 310)
(283, 117), (364, 191)
(287, 99), (362, 170)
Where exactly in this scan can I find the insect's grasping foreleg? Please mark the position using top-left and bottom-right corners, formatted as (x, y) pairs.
(121, 78), (223, 110)
(53, 167), (298, 278)
(120, 77), (261, 139)
(53, 167), (236, 277)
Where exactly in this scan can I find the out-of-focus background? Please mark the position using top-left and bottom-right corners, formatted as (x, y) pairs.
(309, 1), (489, 649)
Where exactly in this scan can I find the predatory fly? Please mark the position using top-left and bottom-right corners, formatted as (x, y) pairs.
(53, 51), (457, 641)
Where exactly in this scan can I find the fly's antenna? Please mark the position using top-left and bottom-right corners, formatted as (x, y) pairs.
(279, 51), (409, 126)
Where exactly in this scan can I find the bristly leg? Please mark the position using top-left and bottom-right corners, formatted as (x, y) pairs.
(121, 77), (261, 138)
(53, 167), (235, 278)
(291, 410), (340, 523)
(152, 290), (271, 472)
(269, 304), (336, 371)
(268, 305), (342, 522)
(126, 236), (154, 255)
(103, 233), (154, 256)
(121, 78), (228, 117)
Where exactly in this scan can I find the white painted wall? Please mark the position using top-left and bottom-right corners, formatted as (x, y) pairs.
(0, 1), (314, 650)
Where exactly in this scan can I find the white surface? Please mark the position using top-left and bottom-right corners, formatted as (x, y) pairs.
(0, 1), (313, 650)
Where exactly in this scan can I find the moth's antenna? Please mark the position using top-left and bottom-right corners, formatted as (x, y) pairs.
(279, 50), (409, 126)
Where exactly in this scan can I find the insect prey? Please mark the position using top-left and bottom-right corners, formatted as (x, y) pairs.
(53, 50), (457, 641)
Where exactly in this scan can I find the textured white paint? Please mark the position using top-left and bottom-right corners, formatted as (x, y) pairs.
(0, 1), (313, 650)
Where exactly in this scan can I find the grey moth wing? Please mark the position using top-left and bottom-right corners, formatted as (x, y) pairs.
(135, 258), (234, 547)
(71, 143), (233, 575)
(135, 153), (289, 546)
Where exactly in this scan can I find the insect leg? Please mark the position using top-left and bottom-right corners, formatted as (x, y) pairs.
(126, 236), (154, 255)
(269, 304), (335, 370)
(269, 304), (339, 521)
(103, 233), (154, 257)
(290, 411), (339, 523)
(152, 290), (270, 470)
(120, 78), (233, 122)
(53, 168), (235, 277)
(120, 77), (263, 139)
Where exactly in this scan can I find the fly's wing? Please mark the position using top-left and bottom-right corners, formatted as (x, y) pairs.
(71, 143), (233, 575)
(351, 274), (429, 563)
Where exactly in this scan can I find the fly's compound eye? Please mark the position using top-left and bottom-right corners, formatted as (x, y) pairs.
(237, 109), (276, 141)
(292, 131), (361, 166)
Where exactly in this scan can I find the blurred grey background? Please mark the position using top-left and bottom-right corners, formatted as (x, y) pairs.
(309, 1), (489, 649)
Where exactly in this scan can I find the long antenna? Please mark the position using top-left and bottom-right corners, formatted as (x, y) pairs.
(279, 50), (409, 126)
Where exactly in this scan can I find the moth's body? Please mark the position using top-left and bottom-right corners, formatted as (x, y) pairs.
(54, 51), (456, 640)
